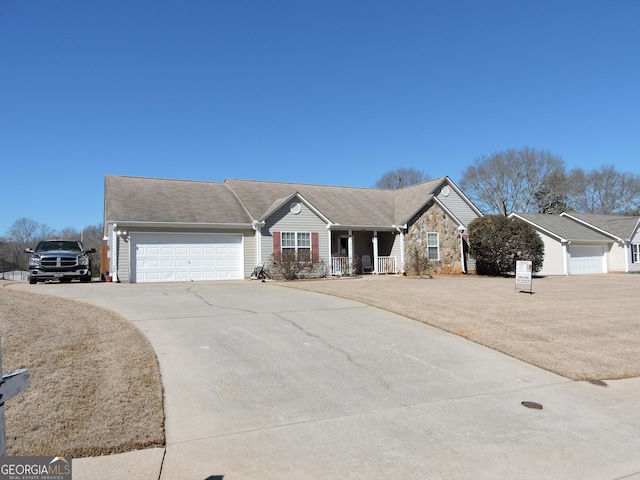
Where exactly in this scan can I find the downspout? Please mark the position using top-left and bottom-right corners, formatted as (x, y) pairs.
(395, 225), (406, 274)
(457, 225), (467, 274)
(563, 240), (570, 275)
(623, 241), (630, 273)
(253, 221), (265, 266)
(112, 223), (119, 282)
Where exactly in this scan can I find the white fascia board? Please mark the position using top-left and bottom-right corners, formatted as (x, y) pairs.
(108, 221), (254, 230)
(630, 219), (640, 242)
(259, 191), (333, 225)
(328, 224), (399, 232)
(509, 213), (568, 243)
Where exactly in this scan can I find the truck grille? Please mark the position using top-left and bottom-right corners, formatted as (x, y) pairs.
(41, 256), (77, 268)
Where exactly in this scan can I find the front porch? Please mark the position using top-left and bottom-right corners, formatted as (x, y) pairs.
(329, 229), (402, 276)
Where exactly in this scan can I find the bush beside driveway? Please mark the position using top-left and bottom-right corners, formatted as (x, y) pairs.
(280, 274), (640, 381)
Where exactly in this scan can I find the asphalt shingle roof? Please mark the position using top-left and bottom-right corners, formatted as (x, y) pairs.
(561, 213), (640, 241)
(105, 175), (457, 228)
(225, 177), (450, 227)
(104, 176), (252, 225)
(514, 213), (613, 242)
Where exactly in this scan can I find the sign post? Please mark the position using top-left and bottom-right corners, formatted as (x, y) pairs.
(0, 337), (30, 456)
(515, 260), (533, 294)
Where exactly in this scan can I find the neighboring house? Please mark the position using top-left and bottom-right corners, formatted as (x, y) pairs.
(510, 212), (640, 275)
(104, 175), (482, 283)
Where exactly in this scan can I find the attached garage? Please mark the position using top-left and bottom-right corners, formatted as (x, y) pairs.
(131, 233), (244, 283)
(569, 245), (606, 275)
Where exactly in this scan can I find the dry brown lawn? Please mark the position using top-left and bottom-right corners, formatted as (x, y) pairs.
(281, 273), (640, 381)
(0, 282), (164, 457)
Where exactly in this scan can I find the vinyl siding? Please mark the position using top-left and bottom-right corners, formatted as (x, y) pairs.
(536, 231), (567, 276)
(436, 185), (481, 226)
(243, 230), (257, 277)
(390, 233), (403, 270)
(118, 235), (130, 282)
(263, 200), (329, 264)
(630, 230), (640, 272)
(608, 242), (627, 272)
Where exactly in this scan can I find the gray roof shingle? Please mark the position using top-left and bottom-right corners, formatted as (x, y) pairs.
(104, 176), (252, 225)
(105, 175), (460, 229)
(561, 213), (640, 241)
(226, 178), (401, 227)
(514, 213), (613, 242)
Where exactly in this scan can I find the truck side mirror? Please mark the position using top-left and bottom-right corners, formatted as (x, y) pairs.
(86, 248), (96, 254)
(24, 248), (34, 254)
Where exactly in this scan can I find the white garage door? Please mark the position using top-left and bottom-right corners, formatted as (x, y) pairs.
(132, 234), (243, 283)
(569, 245), (605, 275)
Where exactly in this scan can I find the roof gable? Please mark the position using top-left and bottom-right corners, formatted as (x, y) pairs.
(511, 213), (613, 242)
(225, 178), (396, 227)
(560, 212), (640, 242)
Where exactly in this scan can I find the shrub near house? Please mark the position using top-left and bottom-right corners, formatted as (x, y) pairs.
(468, 215), (544, 276)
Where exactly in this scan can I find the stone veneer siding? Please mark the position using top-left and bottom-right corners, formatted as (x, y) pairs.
(406, 203), (463, 274)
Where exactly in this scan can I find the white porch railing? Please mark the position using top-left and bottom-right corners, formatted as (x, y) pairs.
(377, 256), (396, 274)
(331, 256), (397, 275)
(331, 257), (352, 276)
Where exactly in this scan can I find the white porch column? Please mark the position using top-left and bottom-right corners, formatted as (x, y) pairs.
(372, 230), (379, 274)
(327, 227), (333, 274)
(399, 229), (405, 273)
(348, 230), (353, 273)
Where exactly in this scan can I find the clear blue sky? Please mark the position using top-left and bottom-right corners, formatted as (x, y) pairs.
(1, 0), (639, 235)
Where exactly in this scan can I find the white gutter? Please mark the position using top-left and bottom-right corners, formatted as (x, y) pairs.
(108, 221), (254, 230)
(253, 221), (265, 265)
(394, 225), (406, 273)
(112, 223), (119, 282)
(562, 240), (570, 275)
(457, 225), (467, 274)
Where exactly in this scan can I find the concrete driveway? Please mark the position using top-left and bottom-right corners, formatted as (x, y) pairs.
(35, 280), (640, 479)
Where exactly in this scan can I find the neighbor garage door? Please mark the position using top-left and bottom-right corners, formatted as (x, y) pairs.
(569, 245), (605, 275)
(131, 234), (243, 283)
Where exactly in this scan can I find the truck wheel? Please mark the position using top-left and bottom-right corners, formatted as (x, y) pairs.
(29, 277), (38, 285)
(81, 275), (91, 283)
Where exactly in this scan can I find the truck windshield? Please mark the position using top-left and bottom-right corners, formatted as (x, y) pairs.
(36, 241), (82, 252)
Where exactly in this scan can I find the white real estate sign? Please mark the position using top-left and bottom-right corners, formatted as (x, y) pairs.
(515, 260), (533, 293)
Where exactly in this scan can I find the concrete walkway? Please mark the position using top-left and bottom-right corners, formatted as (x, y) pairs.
(23, 280), (640, 480)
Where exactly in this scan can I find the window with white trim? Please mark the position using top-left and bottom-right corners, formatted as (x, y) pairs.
(632, 244), (640, 264)
(282, 232), (311, 260)
(427, 232), (439, 260)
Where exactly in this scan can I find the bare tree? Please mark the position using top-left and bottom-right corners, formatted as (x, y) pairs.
(58, 227), (81, 239)
(5, 218), (54, 269)
(460, 147), (566, 215)
(374, 167), (429, 189)
(81, 224), (105, 248)
(567, 165), (640, 214)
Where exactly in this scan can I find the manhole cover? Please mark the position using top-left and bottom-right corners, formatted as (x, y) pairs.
(521, 401), (543, 410)
(588, 379), (608, 387)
